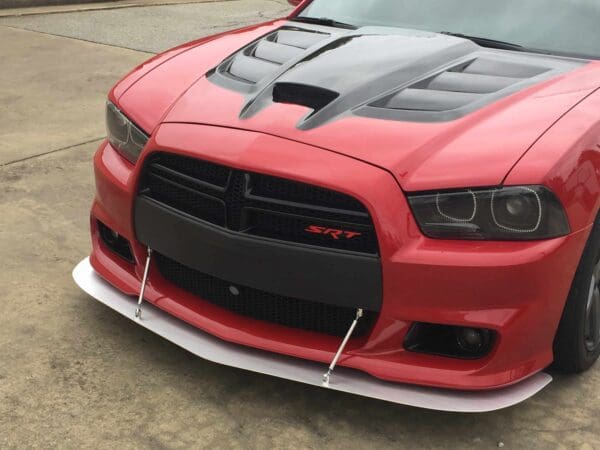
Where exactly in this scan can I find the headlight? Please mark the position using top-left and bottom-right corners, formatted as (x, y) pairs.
(106, 101), (148, 163)
(407, 186), (570, 240)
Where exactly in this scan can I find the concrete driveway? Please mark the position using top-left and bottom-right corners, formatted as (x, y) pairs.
(1, 1), (599, 448)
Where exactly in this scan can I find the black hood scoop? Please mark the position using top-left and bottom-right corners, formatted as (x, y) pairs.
(272, 82), (339, 111)
(208, 24), (585, 129)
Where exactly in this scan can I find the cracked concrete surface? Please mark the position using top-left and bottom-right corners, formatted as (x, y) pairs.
(1, 1), (599, 448)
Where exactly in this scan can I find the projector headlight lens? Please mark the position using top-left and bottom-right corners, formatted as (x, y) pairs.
(408, 186), (569, 240)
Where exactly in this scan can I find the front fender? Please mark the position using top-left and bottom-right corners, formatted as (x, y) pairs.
(505, 85), (600, 233)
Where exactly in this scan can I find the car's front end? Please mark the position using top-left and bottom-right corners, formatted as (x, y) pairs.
(74, 0), (600, 411)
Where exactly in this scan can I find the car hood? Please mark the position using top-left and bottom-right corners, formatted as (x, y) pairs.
(117, 20), (600, 191)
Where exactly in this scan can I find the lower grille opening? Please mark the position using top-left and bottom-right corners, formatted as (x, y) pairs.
(155, 253), (376, 338)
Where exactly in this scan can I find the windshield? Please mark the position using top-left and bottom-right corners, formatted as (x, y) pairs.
(298, 0), (600, 59)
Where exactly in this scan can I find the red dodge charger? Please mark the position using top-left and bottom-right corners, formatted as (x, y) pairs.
(73, 0), (600, 411)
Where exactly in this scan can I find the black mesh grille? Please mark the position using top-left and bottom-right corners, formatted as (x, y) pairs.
(249, 172), (366, 212)
(139, 153), (378, 255)
(142, 172), (226, 227)
(156, 253), (376, 337)
(150, 153), (231, 188)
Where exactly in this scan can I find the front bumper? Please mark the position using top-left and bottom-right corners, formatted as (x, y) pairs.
(86, 123), (590, 393)
(73, 257), (552, 412)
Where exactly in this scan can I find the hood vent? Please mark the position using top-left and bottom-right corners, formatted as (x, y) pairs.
(370, 57), (552, 116)
(215, 28), (331, 86)
(273, 82), (339, 112)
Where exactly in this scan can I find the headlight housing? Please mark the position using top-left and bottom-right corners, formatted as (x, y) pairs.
(408, 186), (570, 240)
(106, 101), (149, 163)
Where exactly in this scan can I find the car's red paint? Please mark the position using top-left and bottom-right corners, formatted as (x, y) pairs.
(90, 3), (600, 391)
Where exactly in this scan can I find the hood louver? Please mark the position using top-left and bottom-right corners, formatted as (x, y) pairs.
(369, 57), (554, 117)
(216, 28), (331, 86)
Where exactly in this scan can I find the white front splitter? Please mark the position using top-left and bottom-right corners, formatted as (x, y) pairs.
(73, 257), (552, 413)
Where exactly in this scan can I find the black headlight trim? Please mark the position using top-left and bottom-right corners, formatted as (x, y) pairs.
(106, 101), (149, 164)
(408, 185), (570, 241)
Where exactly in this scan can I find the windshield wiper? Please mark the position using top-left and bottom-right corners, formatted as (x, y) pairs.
(439, 31), (531, 52)
(291, 16), (357, 30)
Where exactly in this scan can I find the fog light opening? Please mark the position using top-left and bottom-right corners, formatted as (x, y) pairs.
(97, 220), (135, 263)
(404, 323), (495, 360)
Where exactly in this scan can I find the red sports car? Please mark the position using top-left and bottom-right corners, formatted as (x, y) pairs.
(73, 0), (600, 412)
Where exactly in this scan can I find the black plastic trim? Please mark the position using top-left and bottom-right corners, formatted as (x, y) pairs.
(134, 197), (382, 311)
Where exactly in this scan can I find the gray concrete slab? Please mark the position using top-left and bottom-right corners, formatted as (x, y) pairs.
(0, 26), (148, 166)
(0, 1), (599, 448)
(0, 0), (292, 53)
